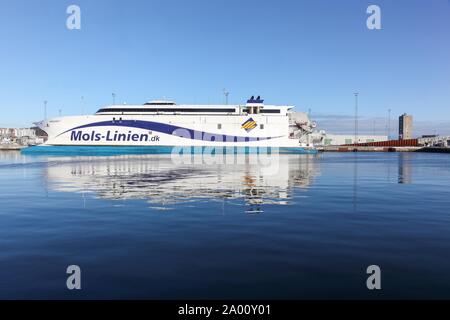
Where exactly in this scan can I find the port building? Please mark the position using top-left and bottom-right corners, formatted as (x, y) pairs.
(399, 114), (413, 140)
(316, 133), (388, 146)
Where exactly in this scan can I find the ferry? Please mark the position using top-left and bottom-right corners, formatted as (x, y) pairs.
(26, 97), (317, 154)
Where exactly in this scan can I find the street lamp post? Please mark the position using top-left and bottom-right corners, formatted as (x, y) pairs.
(44, 100), (48, 120)
(354, 93), (359, 144)
(223, 89), (229, 105)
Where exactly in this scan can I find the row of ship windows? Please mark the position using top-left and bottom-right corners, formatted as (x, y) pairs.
(98, 108), (281, 114)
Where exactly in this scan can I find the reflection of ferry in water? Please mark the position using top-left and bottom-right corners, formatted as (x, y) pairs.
(28, 97), (317, 154)
(45, 154), (319, 211)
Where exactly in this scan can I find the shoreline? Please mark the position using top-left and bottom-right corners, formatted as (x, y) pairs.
(319, 146), (450, 153)
(0, 144), (25, 151)
(2, 145), (449, 153)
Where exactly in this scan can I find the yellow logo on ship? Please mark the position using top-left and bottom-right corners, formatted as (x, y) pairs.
(241, 118), (257, 132)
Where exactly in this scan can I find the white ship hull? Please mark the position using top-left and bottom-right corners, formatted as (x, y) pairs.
(38, 114), (307, 148)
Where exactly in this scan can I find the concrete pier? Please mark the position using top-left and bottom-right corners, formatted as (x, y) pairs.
(417, 147), (450, 153)
(0, 144), (25, 151)
(319, 146), (422, 152)
(319, 146), (450, 153)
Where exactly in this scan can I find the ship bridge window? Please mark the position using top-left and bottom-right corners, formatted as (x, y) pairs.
(144, 102), (176, 106)
(243, 108), (280, 114)
(260, 109), (280, 114)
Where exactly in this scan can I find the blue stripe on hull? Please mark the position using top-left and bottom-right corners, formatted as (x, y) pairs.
(21, 145), (317, 156)
(57, 120), (282, 142)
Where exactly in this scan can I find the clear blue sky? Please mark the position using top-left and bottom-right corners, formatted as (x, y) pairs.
(1, 0), (449, 135)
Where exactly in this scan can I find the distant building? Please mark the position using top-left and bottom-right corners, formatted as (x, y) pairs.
(421, 134), (438, 139)
(0, 128), (16, 138)
(419, 135), (450, 147)
(0, 127), (46, 145)
(399, 114), (413, 140)
(17, 128), (37, 139)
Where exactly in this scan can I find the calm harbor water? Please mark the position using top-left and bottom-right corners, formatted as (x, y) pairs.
(0, 150), (450, 299)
